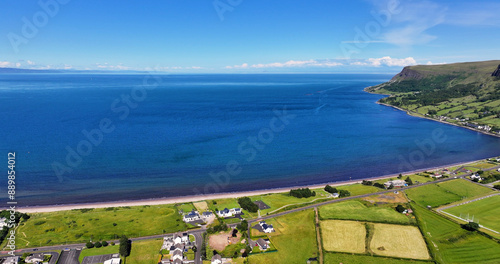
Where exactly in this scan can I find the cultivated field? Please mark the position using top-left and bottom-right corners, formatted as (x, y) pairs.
(319, 200), (413, 224)
(369, 223), (430, 260)
(320, 220), (366, 254)
(15, 205), (186, 248)
(444, 195), (500, 232)
(324, 253), (428, 264)
(413, 203), (500, 264)
(362, 191), (408, 204)
(248, 210), (318, 264)
(193, 201), (208, 211)
(405, 179), (493, 207)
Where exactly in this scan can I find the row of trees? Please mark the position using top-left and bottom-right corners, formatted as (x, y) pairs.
(289, 188), (316, 198)
(237, 197), (259, 213)
(85, 240), (111, 249)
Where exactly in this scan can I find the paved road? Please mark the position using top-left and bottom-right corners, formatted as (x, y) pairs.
(192, 232), (203, 264)
(10, 165), (499, 261)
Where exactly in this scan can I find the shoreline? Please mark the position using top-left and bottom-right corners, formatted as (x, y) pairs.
(364, 86), (500, 139)
(15, 158), (490, 213)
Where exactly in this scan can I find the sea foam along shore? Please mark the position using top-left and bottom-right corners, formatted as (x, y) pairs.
(16, 158), (489, 213)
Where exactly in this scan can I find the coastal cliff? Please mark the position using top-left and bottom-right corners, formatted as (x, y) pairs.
(492, 64), (500, 77)
(366, 60), (500, 136)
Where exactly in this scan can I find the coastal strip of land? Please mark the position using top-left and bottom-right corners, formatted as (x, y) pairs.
(14, 158), (494, 213)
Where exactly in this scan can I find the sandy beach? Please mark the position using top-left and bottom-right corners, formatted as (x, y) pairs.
(16, 158), (488, 213)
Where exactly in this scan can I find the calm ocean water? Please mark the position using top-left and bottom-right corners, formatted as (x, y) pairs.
(2, 74), (500, 206)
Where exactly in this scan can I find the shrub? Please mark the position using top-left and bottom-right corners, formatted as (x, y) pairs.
(95, 241), (102, 248)
(102, 241), (109, 247)
(395, 204), (406, 213)
(461, 222), (480, 231)
(290, 188), (315, 198)
(86, 242), (94, 249)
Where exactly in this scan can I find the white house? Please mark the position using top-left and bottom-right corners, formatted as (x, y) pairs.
(25, 253), (45, 263)
(384, 180), (407, 188)
(211, 254), (222, 264)
(0, 217), (7, 229)
(2, 256), (19, 264)
(259, 221), (275, 233)
(229, 208), (242, 215)
(470, 174), (482, 181)
(331, 193), (339, 198)
(216, 208), (232, 217)
(183, 210), (200, 222)
(103, 258), (121, 264)
(255, 238), (270, 251)
(201, 211), (213, 219)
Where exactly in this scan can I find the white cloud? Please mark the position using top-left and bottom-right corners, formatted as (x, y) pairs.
(226, 60), (343, 69)
(0, 61), (14, 68)
(366, 56), (417, 67)
(381, 0), (447, 46)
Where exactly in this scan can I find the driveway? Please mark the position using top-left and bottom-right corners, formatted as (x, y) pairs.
(58, 249), (81, 264)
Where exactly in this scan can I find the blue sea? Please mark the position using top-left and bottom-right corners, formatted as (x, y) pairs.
(2, 74), (500, 207)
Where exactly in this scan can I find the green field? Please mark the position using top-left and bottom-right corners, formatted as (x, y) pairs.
(319, 200), (413, 224)
(405, 179), (494, 208)
(324, 253), (429, 264)
(127, 239), (163, 264)
(249, 188), (332, 215)
(16, 205), (187, 248)
(413, 203), (500, 264)
(248, 209), (318, 264)
(320, 220), (366, 254)
(78, 245), (119, 262)
(444, 195), (500, 232)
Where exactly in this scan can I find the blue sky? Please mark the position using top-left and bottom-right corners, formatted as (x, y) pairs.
(1, 0), (499, 73)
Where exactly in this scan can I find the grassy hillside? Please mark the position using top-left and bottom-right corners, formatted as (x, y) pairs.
(366, 60), (500, 133)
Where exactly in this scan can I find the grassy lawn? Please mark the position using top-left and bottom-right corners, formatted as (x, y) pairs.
(412, 203), (500, 264)
(320, 220), (366, 254)
(78, 245), (119, 262)
(324, 253), (429, 264)
(369, 223), (430, 260)
(337, 184), (380, 196)
(249, 189), (332, 216)
(127, 239), (163, 264)
(405, 179), (494, 208)
(248, 209), (318, 264)
(16, 205), (186, 248)
(319, 200), (413, 224)
(444, 195), (500, 232)
(176, 203), (196, 213)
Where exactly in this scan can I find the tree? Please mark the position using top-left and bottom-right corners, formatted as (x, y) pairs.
(395, 205), (406, 213)
(405, 176), (413, 186)
(192, 245), (197, 252)
(119, 235), (131, 257)
(397, 174), (403, 179)
(290, 188), (315, 198)
(462, 222), (480, 231)
(86, 242), (94, 249)
(338, 190), (350, 198)
(232, 229), (238, 237)
(324, 185), (338, 194)
(102, 241), (109, 247)
(493, 184), (500, 190)
(237, 220), (248, 232)
(94, 241), (102, 248)
(373, 182), (385, 189)
(237, 197), (259, 213)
